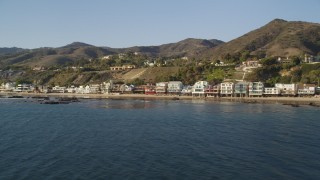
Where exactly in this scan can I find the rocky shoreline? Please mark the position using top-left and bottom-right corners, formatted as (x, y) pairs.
(218, 96), (320, 106)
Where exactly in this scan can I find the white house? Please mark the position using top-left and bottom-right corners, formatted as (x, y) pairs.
(102, 55), (112, 60)
(181, 85), (193, 96)
(1, 82), (16, 91)
(167, 81), (183, 94)
(13, 84), (33, 92)
(110, 65), (136, 71)
(297, 84), (315, 96)
(119, 84), (134, 93)
(118, 53), (125, 58)
(144, 60), (156, 67)
(263, 87), (281, 96)
(192, 81), (208, 97)
(220, 82), (234, 96)
(51, 86), (67, 93)
(89, 84), (101, 94)
(32, 66), (45, 71)
(101, 81), (113, 94)
(156, 82), (168, 94)
(249, 82), (264, 96)
(75, 86), (86, 94)
(275, 83), (297, 96)
(66, 86), (76, 93)
(240, 60), (262, 73)
(277, 57), (292, 64)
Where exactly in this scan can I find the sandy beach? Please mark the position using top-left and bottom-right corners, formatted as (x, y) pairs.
(1, 92), (320, 106)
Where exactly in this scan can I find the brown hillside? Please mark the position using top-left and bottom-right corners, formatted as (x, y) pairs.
(110, 38), (223, 58)
(120, 67), (180, 83)
(0, 38), (223, 68)
(205, 19), (320, 60)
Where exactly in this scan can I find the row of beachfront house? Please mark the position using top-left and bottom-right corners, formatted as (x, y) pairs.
(1, 81), (320, 97)
(0, 83), (108, 94)
(191, 81), (319, 97)
(131, 81), (319, 97)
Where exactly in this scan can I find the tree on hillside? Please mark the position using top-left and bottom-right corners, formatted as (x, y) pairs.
(130, 78), (145, 86)
(240, 50), (250, 62)
(245, 65), (281, 82)
(260, 57), (278, 66)
(290, 69), (302, 83)
(15, 78), (32, 85)
(255, 51), (267, 59)
(206, 69), (225, 84)
(309, 70), (320, 86)
(279, 76), (291, 83)
(292, 57), (301, 66)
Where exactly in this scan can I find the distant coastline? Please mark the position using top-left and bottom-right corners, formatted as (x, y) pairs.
(1, 92), (320, 106)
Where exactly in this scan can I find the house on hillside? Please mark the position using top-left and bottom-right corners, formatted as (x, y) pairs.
(32, 66), (46, 71)
(214, 62), (234, 67)
(118, 53), (125, 58)
(110, 65), (136, 71)
(303, 54), (320, 63)
(304, 54), (313, 63)
(277, 57), (292, 64)
(243, 60), (261, 67)
(102, 55), (112, 60)
(240, 60), (262, 72)
(315, 56), (320, 63)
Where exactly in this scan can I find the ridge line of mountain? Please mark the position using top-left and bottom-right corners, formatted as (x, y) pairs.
(1, 18), (320, 68)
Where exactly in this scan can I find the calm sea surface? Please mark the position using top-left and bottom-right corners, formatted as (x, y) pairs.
(0, 98), (320, 179)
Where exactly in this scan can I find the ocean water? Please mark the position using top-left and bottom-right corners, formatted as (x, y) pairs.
(0, 98), (320, 179)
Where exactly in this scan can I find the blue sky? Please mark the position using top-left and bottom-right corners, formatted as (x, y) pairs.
(0, 0), (319, 48)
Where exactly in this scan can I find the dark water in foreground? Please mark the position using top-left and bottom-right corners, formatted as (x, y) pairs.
(0, 98), (320, 179)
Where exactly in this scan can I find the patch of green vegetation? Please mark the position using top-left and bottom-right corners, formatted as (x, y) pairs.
(246, 57), (320, 86)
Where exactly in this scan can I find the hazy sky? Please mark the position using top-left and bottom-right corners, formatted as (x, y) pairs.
(1, 0), (319, 48)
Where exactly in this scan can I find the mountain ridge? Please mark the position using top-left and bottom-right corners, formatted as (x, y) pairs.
(203, 18), (320, 60)
(0, 38), (224, 67)
(1, 18), (320, 68)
